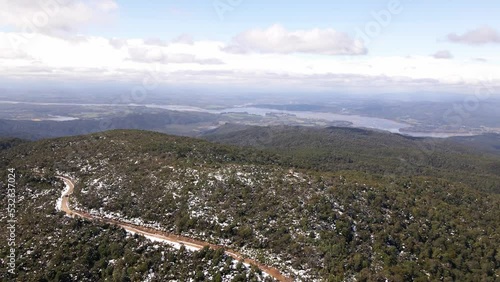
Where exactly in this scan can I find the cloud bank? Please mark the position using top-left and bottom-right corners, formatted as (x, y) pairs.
(223, 24), (367, 56)
(0, 21), (498, 94)
(0, 0), (118, 34)
(447, 26), (500, 45)
(432, 50), (453, 59)
(128, 47), (224, 65)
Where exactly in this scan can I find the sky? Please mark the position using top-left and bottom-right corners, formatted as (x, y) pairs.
(0, 0), (499, 95)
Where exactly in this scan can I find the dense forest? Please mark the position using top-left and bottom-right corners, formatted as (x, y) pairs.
(0, 142), (273, 282)
(0, 129), (499, 281)
(203, 125), (500, 194)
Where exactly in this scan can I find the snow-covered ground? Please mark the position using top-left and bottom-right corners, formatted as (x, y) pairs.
(125, 229), (201, 252)
(55, 178), (71, 211)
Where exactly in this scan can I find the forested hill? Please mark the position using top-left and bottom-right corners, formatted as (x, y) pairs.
(0, 110), (218, 140)
(449, 133), (500, 155)
(0, 129), (499, 281)
(203, 125), (500, 194)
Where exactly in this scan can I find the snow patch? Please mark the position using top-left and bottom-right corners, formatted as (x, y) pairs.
(125, 230), (201, 252)
(55, 179), (71, 211)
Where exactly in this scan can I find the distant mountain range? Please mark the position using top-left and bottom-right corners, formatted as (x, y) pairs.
(0, 111), (219, 140)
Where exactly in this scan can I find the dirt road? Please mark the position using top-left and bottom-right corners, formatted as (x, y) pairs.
(56, 176), (292, 282)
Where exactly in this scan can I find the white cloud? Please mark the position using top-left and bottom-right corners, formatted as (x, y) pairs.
(223, 24), (367, 56)
(447, 26), (500, 45)
(0, 0), (118, 34)
(0, 48), (32, 59)
(128, 47), (165, 63)
(172, 34), (194, 45)
(432, 50), (453, 59)
(109, 37), (127, 49)
(143, 38), (167, 46)
(0, 31), (499, 94)
(95, 0), (118, 12)
(127, 47), (224, 65)
(138, 34), (195, 48)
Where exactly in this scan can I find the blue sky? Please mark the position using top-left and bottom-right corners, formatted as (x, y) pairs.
(0, 0), (499, 94)
(96, 0), (499, 56)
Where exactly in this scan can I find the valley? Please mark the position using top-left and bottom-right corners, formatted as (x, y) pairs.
(2, 97), (500, 140)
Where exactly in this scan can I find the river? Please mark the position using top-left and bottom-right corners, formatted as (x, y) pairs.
(0, 100), (478, 138)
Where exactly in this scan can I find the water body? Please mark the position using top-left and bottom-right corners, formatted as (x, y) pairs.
(142, 105), (484, 138)
(217, 107), (410, 134)
(0, 100), (476, 138)
(140, 105), (411, 134)
(46, 115), (79, 121)
(398, 131), (476, 138)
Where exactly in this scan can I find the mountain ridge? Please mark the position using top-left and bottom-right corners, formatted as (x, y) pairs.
(1, 129), (499, 281)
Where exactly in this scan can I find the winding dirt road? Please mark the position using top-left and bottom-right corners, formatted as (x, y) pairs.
(56, 176), (292, 282)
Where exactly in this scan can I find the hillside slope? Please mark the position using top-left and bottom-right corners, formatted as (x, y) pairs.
(1, 130), (499, 281)
(203, 125), (500, 194)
